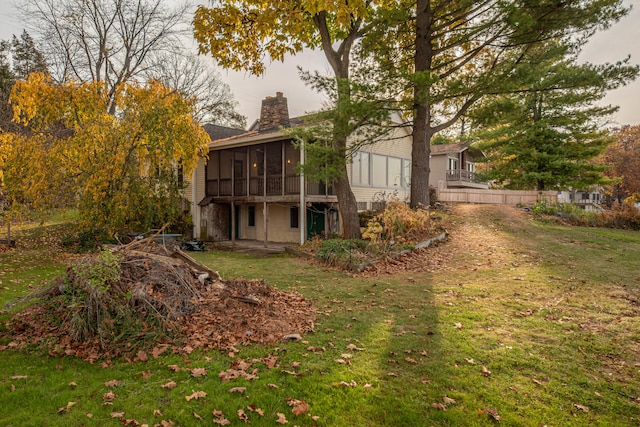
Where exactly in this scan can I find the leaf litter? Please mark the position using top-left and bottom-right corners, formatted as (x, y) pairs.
(0, 238), (315, 361)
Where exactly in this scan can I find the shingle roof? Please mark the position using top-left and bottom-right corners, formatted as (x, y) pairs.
(430, 142), (469, 155)
(203, 123), (247, 141)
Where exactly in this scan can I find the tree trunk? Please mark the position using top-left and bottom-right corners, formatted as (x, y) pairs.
(411, 115), (431, 208)
(410, 0), (432, 208)
(334, 162), (361, 239)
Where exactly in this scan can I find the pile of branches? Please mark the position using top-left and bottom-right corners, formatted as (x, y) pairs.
(1, 238), (315, 361)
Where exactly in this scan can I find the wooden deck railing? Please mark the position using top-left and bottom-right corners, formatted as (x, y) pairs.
(206, 175), (333, 197)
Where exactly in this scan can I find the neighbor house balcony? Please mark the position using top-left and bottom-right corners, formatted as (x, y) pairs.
(445, 169), (489, 189)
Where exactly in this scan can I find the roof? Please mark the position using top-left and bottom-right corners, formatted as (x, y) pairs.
(430, 142), (469, 155)
(430, 142), (485, 160)
(203, 123), (247, 141)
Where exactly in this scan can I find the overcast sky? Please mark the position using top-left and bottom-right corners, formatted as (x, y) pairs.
(1, 0), (638, 127)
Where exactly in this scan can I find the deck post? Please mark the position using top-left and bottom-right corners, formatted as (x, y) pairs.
(263, 201), (269, 248)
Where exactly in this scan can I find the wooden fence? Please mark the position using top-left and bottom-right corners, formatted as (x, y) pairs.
(436, 183), (557, 206)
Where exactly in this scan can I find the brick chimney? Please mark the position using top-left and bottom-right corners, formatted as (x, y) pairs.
(258, 92), (290, 132)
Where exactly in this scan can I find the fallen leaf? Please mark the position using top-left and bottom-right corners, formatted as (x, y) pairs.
(465, 358), (476, 365)
(167, 365), (181, 372)
(481, 366), (491, 377)
(103, 391), (116, 401)
(154, 409), (163, 416)
(185, 390), (207, 401)
(483, 407), (501, 421)
(574, 404), (590, 413)
(291, 400), (309, 416)
(140, 370), (152, 378)
(444, 396), (456, 404)
(68, 382), (77, 387)
(110, 411), (125, 418)
(86, 413), (93, 418)
(275, 413), (288, 424)
(266, 383), (279, 389)
(228, 387), (246, 394)
(191, 368), (207, 378)
(161, 381), (177, 389)
(431, 403), (446, 410)
(455, 323), (464, 329)
(237, 409), (249, 422)
(213, 416), (231, 426)
(152, 346), (169, 359)
(10, 375), (27, 380)
(346, 343), (365, 351)
(104, 379), (119, 387)
(57, 402), (76, 413)
(135, 351), (148, 362)
(10, 384), (15, 392)
(193, 412), (202, 420)
(405, 357), (417, 364)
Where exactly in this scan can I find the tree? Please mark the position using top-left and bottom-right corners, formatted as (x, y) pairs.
(360, 0), (633, 207)
(0, 31), (49, 241)
(0, 73), (210, 233)
(194, 0), (380, 239)
(1, 31), (48, 133)
(148, 53), (246, 128)
(468, 42), (637, 191)
(602, 125), (640, 202)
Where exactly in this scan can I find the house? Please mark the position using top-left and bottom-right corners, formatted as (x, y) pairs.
(188, 92), (413, 245)
(429, 143), (489, 193)
(557, 188), (605, 212)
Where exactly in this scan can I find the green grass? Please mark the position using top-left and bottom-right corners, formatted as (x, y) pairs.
(1, 207), (639, 426)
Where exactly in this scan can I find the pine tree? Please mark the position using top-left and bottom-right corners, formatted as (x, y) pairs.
(469, 42), (637, 191)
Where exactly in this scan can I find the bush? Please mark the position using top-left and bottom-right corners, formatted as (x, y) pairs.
(315, 238), (369, 271)
(362, 201), (433, 248)
(61, 228), (115, 252)
(532, 201), (598, 226)
(596, 201), (640, 230)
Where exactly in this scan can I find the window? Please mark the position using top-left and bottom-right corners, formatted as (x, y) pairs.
(403, 159), (411, 186)
(466, 162), (475, 172)
(351, 152), (370, 186)
(177, 161), (184, 186)
(247, 205), (256, 227)
(372, 154), (387, 187)
(290, 206), (299, 229)
(351, 151), (410, 188)
(448, 157), (458, 171)
(387, 157), (402, 187)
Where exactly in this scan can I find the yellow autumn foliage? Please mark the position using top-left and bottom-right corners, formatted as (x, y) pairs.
(0, 74), (210, 233)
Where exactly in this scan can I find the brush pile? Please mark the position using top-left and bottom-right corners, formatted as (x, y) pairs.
(1, 238), (315, 362)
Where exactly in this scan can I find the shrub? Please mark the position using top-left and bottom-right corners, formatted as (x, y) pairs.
(363, 201), (432, 248)
(596, 200), (640, 230)
(315, 238), (369, 270)
(532, 201), (598, 226)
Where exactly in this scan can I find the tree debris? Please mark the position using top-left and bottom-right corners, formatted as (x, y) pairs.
(1, 238), (315, 361)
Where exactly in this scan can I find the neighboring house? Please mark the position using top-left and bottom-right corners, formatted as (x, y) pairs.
(429, 143), (489, 192)
(188, 92), (412, 245)
(557, 188), (605, 212)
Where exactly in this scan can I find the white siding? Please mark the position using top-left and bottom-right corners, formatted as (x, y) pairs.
(347, 126), (412, 209)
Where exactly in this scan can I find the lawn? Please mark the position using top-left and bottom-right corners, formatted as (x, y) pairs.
(0, 204), (639, 426)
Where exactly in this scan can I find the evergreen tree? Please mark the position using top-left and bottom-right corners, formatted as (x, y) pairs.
(359, 0), (634, 206)
(469, 42), (637, 191)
